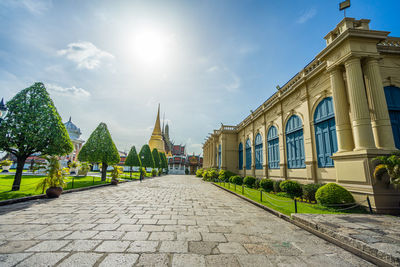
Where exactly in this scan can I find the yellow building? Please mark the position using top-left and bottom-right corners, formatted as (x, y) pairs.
(149, 104), (166, 153)
(203, 18), (400, 214)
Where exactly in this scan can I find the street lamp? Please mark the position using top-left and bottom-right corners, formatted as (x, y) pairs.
(0, 98), (7, 123)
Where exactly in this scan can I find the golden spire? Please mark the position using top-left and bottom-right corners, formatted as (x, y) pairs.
(149, 104), (165, 153)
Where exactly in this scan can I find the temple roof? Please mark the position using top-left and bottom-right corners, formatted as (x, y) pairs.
(64, 117), (82, 141)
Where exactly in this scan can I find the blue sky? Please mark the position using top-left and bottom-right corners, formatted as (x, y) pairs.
(1, 0), (399, 155)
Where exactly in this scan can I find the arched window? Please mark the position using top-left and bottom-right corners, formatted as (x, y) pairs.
(245, 138), (252, 170)
(218, 144), (221, 169)
(314, 97), (338, 167)
(286, 115), (305, 168)
(384, 86), (400, 149)
(267, 126), (280, 169)
(255, 133), (263, 169)
(238, 143), (243, 170)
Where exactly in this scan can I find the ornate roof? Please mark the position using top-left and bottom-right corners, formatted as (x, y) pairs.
(64, 117), (82, 141)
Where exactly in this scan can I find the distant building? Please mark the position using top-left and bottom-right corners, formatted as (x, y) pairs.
(63, 117), (85, 163)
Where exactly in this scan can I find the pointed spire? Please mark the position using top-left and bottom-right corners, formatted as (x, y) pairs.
(68, 116), (72, 122)
(162, 112), (165, 135)
(0, 98), (5, 109)
(151, 104), (162, 135)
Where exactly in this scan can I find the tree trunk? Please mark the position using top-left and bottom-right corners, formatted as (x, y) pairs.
(101, 162), (108, 181)
(12, 156), (27, 191)
(130, 167), (132, 178)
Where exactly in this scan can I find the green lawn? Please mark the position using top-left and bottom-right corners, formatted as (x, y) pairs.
(215, 182), (367, 216)
(0, 175), (108, 201)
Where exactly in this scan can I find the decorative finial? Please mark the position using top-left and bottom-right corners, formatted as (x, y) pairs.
(69, 116), (71, 122)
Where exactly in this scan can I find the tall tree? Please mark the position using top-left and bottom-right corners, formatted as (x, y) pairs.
(125, 146), (141, 178)
(159, 152), (167, 172)
(152, 148), (161, 169)
(78, 122), (120, 181)
(0, 83), (73, 191)
(139, 145), (154, 170)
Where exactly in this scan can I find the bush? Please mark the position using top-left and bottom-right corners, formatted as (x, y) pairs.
(78, 162), (91, 176)
(185, 168), (189, 175)
(254, 179), (260, 189)
(151, 169), (157, 177)
(302, 183), (323, 202)
(207, 168), (219, 181)
(273, 180), (283, 193)
(218, 170), (236, 182)
(315, 183), (355, 206)
(243, 176), (256, 188)
(260, 179), (274, 192)
(231, 175), (243, 185)
(202, 169), (208, 180)
(276, 192), (292, 198)
(279, 180), (302, 198)
(196, 168), (203, 177)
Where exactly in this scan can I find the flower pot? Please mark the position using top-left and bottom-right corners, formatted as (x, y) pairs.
(70, 168), (77, 175)
(111, 179), (119, 185)
(1, 165), (10, 173)
(46, 187), (63, 198)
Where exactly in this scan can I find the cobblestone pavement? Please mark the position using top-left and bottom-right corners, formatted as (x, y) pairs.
(0, 175), (373, 266)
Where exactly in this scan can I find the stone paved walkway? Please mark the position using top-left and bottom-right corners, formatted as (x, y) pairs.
(0, 175), (373, 266)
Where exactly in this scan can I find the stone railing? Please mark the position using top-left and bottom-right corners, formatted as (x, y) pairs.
(221, 125), (237, 131)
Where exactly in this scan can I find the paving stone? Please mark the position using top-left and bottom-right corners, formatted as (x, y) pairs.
(118, 224), (142, 232)
(177, 231), (202, 241)
(0, 241), (38, 253)
(99, 253), (139, 267)
(149, 232), (175, 241)
(57, 252), (102, 267)
(122, 231), (149, 241)
(68, 224), (96, 230)
(172, 253), (206, 267)
(218, 242), (248, 254)
(138, 219), (158, 225)
(127, 241), (159, 252)
(61, 240), (102, 251)
(26, 240), (70, 252)
(0, 253), (32, 267)
(205, 254), (240, 267)
(95, 240), (131, 252)
(243, 243), (275, 254)
(93, 223), (120, 231)
(237, 254), (272, 267)
(92, 231), (125, 240)
(201, 232), (227, 242)
(159, 241), (188, 253)
(34, 231), (72, 240)
(137, 253), (169, 267)
(16, 252), (68, 267)
(141, 225), (164, 232)
(188, 241), (219, 255)
(64, 230), (98, 239)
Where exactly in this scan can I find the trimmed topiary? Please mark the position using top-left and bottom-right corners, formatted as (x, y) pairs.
(218, 169), (236, 182)
(315, 183), (355, 206)
(302, 183), (323, 202)
(243, 176), (256, 188)
(196, 168), (203, 177)
(231, 175), (243, 185)
(260, 179), (274, 192)
(279, 180), (302, 198)
(207, 168), (219, 181)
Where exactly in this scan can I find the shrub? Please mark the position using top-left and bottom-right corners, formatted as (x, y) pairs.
(151, 169), (157, 177)
(231, 175), (243, 185)
(259, 179), (273, 192)
(196, 168), (203, 177)
(254, 179), (260, 189)
(276, 192), (292, 198)
(243, 176), (256, 188)
(302, 183), (323, 202)
(202, 169), (208, 180)
(273, 180), (283, 193)
(111, 165), (123, 180)
(0, 159), (13, 167)
(185, 168), (189, 175)
(207, 168), (219, 181)
(315, 183), (355, 206)
(279, 180), (302, 198)
(78, 162), (91, 176)
(218, 170), (237, 181)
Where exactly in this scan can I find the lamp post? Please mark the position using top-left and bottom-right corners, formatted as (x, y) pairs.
(140, 155), (144, 182)
(0, 98), (7, 123)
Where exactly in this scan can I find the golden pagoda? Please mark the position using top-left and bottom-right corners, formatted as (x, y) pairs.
(149, 104), (165, 153)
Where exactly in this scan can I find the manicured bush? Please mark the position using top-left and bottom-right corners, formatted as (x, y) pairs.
(260, 179), (274, 192)
(315, 183), (355, 206)
(151, 169), (157, 177)
(302, 183), (323, 202)
(243, 176), (256, 188)
(202, 169), (208, 180)
(218, 170), (236, 182)
(206, 168), (219, 181)
(196, 168), (203, 177)
(273, 180), (283, 192)
(279, 180), (302, 198)
(254, 179), (260, 189)
(231, 175), (243, 185)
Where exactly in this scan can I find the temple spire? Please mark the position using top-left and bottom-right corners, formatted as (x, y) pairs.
(151, 104), (162, 135)
(148, 104), (165, 153)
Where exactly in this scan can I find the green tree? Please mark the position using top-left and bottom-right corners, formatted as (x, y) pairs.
(0, 83), (73, 191)
(159, 152), (167, 173)
(139, 145), (154, 171)
(152, 148), (161, 169)
(125, 146), (141, 178)
(78, 122), (120, 181)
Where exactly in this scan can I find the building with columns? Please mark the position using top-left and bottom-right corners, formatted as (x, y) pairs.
(202, 18), (400, 214)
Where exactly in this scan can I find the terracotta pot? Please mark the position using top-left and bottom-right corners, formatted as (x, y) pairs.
(46, 187), (63, 198)
(111, 179), (119, 185)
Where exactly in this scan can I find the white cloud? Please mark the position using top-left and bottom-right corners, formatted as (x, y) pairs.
(297, 8), (317, 24)
(58, 41), (114, 70)
(46, 83), (90, 97)
(1, 0), (51, 15)
(206, 65), (241, 92)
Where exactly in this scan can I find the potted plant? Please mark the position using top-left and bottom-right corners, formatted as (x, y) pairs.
(373, 154), (400, 188)
(77, 162), (91, 176)
(110, 165), (123, 185)
(0, 159), (13, 173)
(69, 161), (79, 175)
(36, 156), (67, 198)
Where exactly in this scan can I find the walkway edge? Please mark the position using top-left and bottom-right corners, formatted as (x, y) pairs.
(212, 182), (393, 267)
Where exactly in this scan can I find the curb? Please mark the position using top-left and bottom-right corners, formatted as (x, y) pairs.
(212, 182), (393, 267)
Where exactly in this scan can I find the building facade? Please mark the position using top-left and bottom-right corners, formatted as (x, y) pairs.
(203, 18), (400, 213)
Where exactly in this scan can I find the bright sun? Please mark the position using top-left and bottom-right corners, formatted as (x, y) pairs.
(132, 28), (173, 67)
